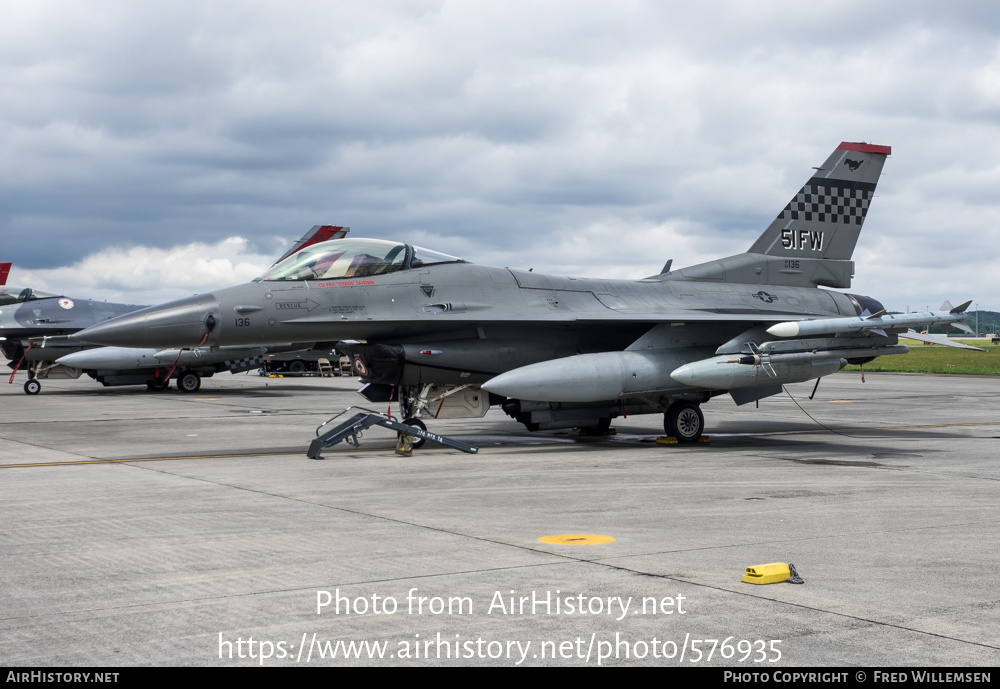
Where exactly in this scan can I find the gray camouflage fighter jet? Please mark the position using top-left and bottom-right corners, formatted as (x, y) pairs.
(74, 142), (979, 442)
(0, 282), (146, 394)
(3, 225), (349, 394)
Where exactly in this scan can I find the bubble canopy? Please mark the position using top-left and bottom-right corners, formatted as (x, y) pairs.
(0, 287), (61, 306)
(257, 239), (466, 282)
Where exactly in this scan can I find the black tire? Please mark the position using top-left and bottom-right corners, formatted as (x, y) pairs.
(585, 417), (612, 434)
(24, 379), (41, 395)
(146, 378), (170, 391)
(664, 402), (704, 443)
(288, 360), (307, 374)
(400, 417), (427, 449)
(177, 371), (201, 393)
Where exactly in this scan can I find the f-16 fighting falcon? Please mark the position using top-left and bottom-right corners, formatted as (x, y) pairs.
(74, 142), (979, 443)
(0, 277), (146, 394)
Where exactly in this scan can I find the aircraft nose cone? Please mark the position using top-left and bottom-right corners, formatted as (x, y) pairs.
(73, 294), (221, 348)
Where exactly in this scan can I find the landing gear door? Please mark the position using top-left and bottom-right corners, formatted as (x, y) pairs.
(424, 385), (489, 419)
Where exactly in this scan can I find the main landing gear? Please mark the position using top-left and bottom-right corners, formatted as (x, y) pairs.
(176, 370), (201, 393)
(664, 401), (704, 443)
(146, 376), (170, 392)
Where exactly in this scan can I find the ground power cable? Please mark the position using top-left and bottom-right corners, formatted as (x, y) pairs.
(781, 381), (928, 441)
(158, 320), (215, 386)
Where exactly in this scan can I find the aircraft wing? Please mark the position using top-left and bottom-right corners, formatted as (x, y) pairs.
(275, 309), (818, 326)
(898, 329), (986, 351)
(576, 309), (833, 323)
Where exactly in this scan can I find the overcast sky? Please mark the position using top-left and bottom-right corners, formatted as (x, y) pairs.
(3, 1), (1000, 311)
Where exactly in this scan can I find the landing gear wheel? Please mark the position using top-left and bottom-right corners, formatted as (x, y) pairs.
(146, 377), (170, 391)
(589, 417), (613, 434)
(664, 402), (704, 443)
(24, 379), (41, 395)
(400, 417), (427, 449)
(177, 371), (201, 393)
(575, 417), (613, 435)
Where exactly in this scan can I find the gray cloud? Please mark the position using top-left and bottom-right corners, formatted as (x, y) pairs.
(2, 1), (1000, 310)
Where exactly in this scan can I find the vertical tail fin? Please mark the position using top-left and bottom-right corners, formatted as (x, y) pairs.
(0, 262), (10, 286)
(672, 142), (890, 288)
(748, 142), (890, 260)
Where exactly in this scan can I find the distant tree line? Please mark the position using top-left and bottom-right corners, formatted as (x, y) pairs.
(920, 310), (1000, 336)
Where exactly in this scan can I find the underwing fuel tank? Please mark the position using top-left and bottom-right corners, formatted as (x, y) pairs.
(152, 346), (268, 365)
(56, 347), (162, 370)
(56, 345), (273, 370)
(669, 355), (846, 389)
(482, 349), (704, 402)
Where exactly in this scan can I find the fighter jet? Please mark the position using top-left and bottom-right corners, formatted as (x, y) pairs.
(74, 143), (979, 442)
(0, 278), (146, 394)
(4, 225), (349, 394)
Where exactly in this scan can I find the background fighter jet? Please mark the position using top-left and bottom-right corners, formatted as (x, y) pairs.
(4, 225), (349, 394)
(75, 143), (979, 442)
(0, 275), (146, 394)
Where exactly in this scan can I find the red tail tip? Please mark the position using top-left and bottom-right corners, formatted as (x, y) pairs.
(838, 142), (891, 155)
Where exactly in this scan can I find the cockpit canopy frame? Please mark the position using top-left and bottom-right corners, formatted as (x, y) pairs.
(0, 287), (61, 306)
(257, 238), (465, 282)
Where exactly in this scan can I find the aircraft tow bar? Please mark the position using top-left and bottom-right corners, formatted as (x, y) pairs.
(307, 406), (478, 459)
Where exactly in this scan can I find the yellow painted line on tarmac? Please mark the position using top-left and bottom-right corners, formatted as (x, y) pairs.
(194, 398), (219, 401)
(870, 421), (1000, 431)
(740, 420), (1000, 437)
(5, 419), (999, 470)
(829, 400), (853, 403)
(770, 420), (1000, 436)
(539, 534), (616, 545)
(0, 447), (391, 469)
